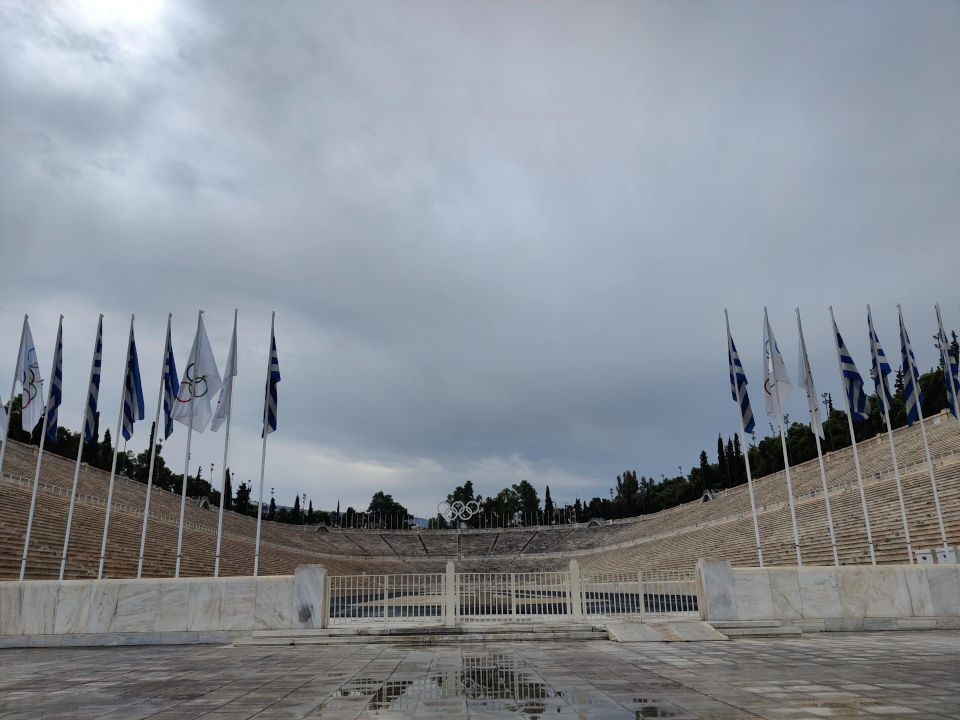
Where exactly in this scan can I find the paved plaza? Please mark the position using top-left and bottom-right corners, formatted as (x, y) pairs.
(0, 632), (958, 719)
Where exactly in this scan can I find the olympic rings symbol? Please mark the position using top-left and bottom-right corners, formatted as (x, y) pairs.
(438, 500), (480, 523)
(176, 362), (208, 402)
(22, 366), (40, 409)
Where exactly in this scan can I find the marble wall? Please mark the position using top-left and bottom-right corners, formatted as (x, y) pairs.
(697, 558), (960, 625)
(0, 573), (307, 638)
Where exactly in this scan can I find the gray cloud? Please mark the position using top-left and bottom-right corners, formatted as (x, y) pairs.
(1, 0), (958, 516)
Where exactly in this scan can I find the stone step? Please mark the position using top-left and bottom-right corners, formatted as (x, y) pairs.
(235, 628), (608, 646)
(719, 626), (803, 639)
(710, 620), (783, 629)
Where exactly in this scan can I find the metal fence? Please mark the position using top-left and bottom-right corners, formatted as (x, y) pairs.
(328, 566), (697, 626)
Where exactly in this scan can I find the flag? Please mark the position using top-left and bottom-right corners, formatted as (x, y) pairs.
(172, 315), (222, 433)
(796, 313), (823, 439)
(210, 317), (237, 433)
(17, 318), (44, 432)
(936, 305), (959, 418)
(84, 316), (103, 443)
(45, 317), (64, 442)
(121, 322), (145, 441)
(161, 317), (179, 440)
(898, 307), (923, 427)
(262, 326), (280, 437)
(831, 315), (870, 422)
(726, 314), (755, 434)
(867, 306), (893, 420)
(762, 308), (791, 417)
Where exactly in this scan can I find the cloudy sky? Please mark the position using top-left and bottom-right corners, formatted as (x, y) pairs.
(1, 0), (958, 517)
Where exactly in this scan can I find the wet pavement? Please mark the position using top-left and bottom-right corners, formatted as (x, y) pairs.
(0, 631), (958, 718)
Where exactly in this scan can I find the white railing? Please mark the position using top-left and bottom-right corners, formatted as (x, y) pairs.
(581, 569), (698, 619)
(327, 564), (698, 627)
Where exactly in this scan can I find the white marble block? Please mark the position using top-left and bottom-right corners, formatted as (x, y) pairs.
(187, 579), (224, 631)
(293, 565), (327, 629)
(837, 566), (899, 618)
(112, 582), (159, 632)
(925, 565), (960, 617)
(797, 567), (841, 619)
(85, 582), (120, 633)
(21, 582), (60, 635)
(768, 568), (802, 619)
(696, 558), (736, 621)
(221, 579), (257, 631)
(54, 581), (90, 634)
(899, 566), (934, 616)
(0, 582), (23, 636)
(732, 569), (775, 620)
(155, 580), (191, 632)
(254, 576), (294, 630)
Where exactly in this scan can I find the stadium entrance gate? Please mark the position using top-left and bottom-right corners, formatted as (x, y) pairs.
(327, 562), (697, 627)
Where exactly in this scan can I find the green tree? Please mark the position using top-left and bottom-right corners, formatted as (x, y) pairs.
(512, 480), (539, 523)
(291, 495), (301, 523)
(368, 491), (409, 519)
(222, 470), (233, 511)
(234, 481), (251, 514)
(543, 486), (554, 523)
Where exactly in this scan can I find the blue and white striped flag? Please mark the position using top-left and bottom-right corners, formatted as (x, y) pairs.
(83, 316), (103, 443)
(726, 312), (755, 435)
(898, 306), (923, 427)
(830, 314), (870, 421)
(160, 317), (179, 440)
(44, 316), (64, 442)
(121, 320), (145, 441)
(867, 306), (894, 421)
(936, 305), (959, 418)
(262, 319), (280, 437)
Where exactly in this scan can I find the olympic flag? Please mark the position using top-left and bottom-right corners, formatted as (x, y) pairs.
(171, 315), (221, 433)
(762, 308), (791, 417)
(17, 318), (44, 432)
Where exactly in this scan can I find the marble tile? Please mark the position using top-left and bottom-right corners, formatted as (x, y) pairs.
(293, 565), (327, 629)
(21, 581), (60, 635)
(221, 578), (257, 630)
(732, 569), (774, 620)
(696, 558), (735, 621)
(155, 579), (190, 632)
(187, 579), (224, 631)
(112, 582), (159, 632)
(797, 568), (841, 619)
(925, 565), (960, 617)
(255, 576), (294, 630)
(54, 580), (90, 634)
(85, 582), (120, 633)
(0, 581), (23, 635)
(768, 569), (802, 620)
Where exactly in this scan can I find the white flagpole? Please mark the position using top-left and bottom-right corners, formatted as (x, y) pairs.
(99, 315), (134, 579)
(764, 308), (802, 565)
(868, 304), (913, 564)
(176, 310), (203, 578)
(60, 314), (102, 580)
(829, 306), (876, 564)
(137, 314), (172, 578)
(899, 305), (948, 550)
(796, 309), (838, 566)
(214, 309), (237, 577)
(935, 303), (960, 435)
(21, 316), (61, 580)
(253, 311), (274, 577)
(0, 317), (28, 487)
(725, 309), (763, 567)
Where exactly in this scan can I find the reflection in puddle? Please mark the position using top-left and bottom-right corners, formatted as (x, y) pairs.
(318, 651), (682, 718)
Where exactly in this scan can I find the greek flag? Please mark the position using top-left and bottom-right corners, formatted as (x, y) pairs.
(867, 306), (893, 420)
(936, 305), (959, 418)
(83, 316), (103, 443)
(726, 312), (755, 434)
(830, 315), (870, 421)
(45, 317), (64, 443)
(161, 318), (179, 440)
(898, 307), (923, 426)
(262, 323), (280, 437)
(121, 321), (145, 441)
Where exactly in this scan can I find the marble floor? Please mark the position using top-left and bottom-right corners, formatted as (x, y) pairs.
(0, 632), (958, 719)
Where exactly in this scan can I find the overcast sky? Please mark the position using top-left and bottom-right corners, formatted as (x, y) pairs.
(1, 0), (958, 517)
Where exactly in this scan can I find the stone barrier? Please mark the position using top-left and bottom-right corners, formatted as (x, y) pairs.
(697, 557), (960, 631)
